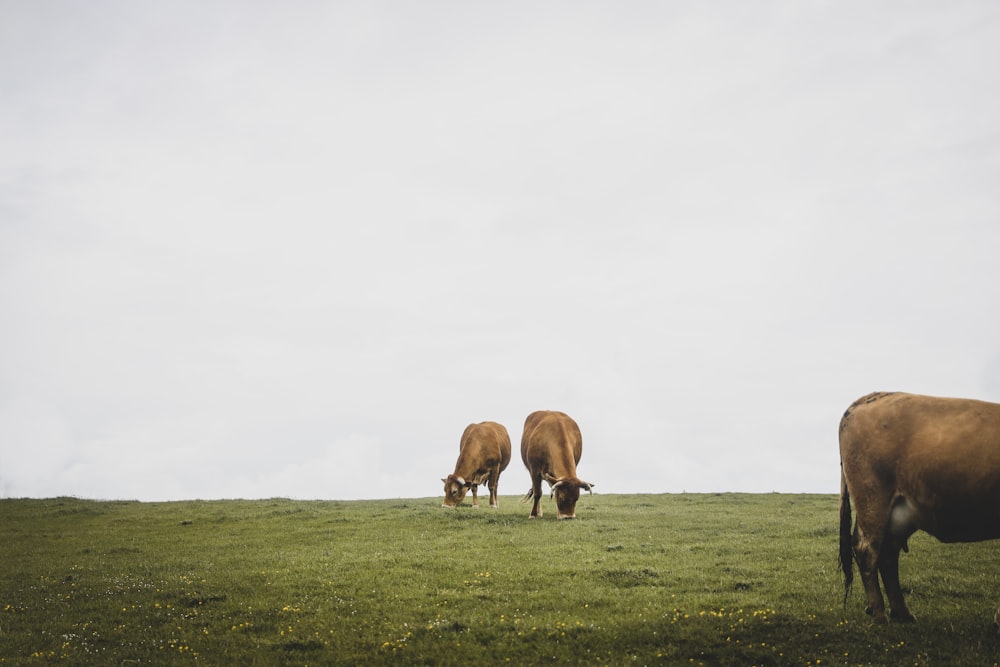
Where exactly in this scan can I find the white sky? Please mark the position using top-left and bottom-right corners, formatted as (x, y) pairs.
(2, 2), (999, 501)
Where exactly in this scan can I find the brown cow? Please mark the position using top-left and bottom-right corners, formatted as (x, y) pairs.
(441, 421), (511, 509)
(520, 410), (593, 519)
(839, 391), (1000, 624)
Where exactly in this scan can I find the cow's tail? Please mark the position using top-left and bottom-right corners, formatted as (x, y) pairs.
(520, 488), (533, 504)
(839, 466), (854, 606)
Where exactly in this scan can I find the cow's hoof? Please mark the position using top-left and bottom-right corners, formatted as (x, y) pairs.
(890, 610), (916, 623)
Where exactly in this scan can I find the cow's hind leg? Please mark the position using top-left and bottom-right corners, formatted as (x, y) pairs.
(879, 539), (916, 622)
(488, 469), (500, 509)
(853, 525), (888, 623)
(848, 485), (897, 623)
(529, 474), (543, 518)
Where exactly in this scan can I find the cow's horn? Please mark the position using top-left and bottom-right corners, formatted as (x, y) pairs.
(549, 480), (565, 498)
(455, 476), (466, 486)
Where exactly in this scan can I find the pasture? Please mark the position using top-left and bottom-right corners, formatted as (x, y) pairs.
(2, 494), (999, 665)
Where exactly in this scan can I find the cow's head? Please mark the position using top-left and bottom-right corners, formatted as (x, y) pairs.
(544, 473), (594, 519)
(441, 475), (472, 508)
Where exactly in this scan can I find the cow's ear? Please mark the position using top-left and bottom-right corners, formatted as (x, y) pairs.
(581, 481), (594, 493)
(441, 478), (447, 484)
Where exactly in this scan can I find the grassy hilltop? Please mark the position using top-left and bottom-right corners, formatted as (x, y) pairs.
(2, 494), (999, 665)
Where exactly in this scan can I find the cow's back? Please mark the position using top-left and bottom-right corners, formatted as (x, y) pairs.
(840, 392), (1000, 483)
(521, 410), (582, 468)
(460, 421), (511, 472)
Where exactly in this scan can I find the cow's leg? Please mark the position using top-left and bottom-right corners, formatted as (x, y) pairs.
(529, 474), (543, 518)
(470, 484), (479, 508)
(487, 468), (500, 509)
(847, 482), (894, 623)
(879, 539), (916, 622)
(853, 525), (888, 623)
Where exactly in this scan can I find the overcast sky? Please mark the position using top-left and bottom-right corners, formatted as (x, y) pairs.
(2, 2), (999, 502)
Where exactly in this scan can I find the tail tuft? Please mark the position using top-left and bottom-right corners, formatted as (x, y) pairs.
(839, 468), (854, 607)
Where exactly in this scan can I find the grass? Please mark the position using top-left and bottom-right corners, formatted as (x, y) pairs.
(1, 493), (999, 665)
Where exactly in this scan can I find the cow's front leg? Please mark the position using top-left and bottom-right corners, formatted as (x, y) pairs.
(878, 540), (916, 622)
(470, 484), (479, 508)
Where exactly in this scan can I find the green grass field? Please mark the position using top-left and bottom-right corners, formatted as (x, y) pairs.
(2, 493), (999, 665)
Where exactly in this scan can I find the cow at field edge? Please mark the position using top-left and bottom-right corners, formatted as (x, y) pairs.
(520, 410), (593, 519)
(839, 391), (1000, 625)
(441, 421), (512, 509)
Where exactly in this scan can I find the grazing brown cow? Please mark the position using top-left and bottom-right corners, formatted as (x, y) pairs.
(520, 410), (593, 519)
(839, 391), (1000, 624)
(441, 421), (511, 509)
